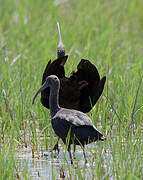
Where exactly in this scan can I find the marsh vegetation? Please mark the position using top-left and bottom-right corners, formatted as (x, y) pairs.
(0, 0), (143, 179)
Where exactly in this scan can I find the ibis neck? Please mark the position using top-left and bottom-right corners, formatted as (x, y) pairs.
(49, 85), (60, 118)
(57, 22), (65, 58)
(57, 43), (65, 58)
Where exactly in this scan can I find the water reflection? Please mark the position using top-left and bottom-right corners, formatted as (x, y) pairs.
(17, 142), (110, 180)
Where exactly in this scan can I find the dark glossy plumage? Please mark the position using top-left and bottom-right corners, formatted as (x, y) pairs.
(41, 23), (106, 113)
(33, 75), (106, 164)
(52, 108), (105, 146)
(41, 56), (106, 113)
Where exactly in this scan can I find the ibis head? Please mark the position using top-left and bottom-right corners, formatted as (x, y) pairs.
(32, 75), (60, 105)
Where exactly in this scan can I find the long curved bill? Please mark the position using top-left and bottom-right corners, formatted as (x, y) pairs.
(32, 82), (48, 105)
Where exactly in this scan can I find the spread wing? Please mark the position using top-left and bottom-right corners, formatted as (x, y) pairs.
(40, 57), (106, 113)
(40, 56), (68, 108)
(70, 59), (106, 112)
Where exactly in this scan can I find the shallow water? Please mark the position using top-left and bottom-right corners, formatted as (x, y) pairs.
(15, 122), (124, 179)
(17, 141), (112, 180)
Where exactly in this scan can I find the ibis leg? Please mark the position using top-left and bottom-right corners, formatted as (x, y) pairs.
(68, 146), (73, 164)
(73, 144), (76, 159)
(52, 138), (60, 154)
(82, 145), (87, 163)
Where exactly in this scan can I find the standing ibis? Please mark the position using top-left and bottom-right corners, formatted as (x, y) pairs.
(33, 75), (106, 164)
(41, 22), (106, 113)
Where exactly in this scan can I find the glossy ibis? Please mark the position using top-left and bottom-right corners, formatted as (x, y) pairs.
(33, 75), (106, 164)
(41, 22), (106, 113)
